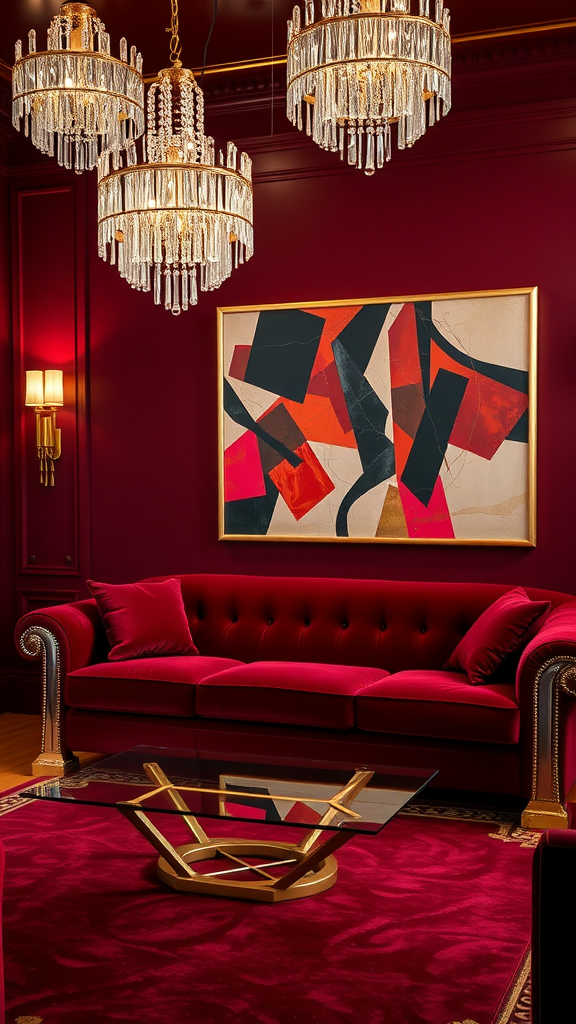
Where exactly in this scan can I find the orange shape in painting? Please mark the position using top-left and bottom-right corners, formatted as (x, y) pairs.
(283, 394), (357, 448)
(306, 306), (362, 375)
(262, 392), (357, 449)
(269, 442), (335, 521)
(307, 360), (352, 434)
(430, 340), (473, 389)
(392, 422), (414, 479)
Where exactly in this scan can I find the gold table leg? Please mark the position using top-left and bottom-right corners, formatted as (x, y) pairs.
(116, 764), (368, 902)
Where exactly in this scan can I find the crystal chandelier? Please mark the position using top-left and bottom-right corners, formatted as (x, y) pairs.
(286, 0), (451, 174)
(97, 0), (254, 315)
(12, 3), (144, 174)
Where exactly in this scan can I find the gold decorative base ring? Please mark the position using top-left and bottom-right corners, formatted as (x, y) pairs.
(157, 838), (339, 902)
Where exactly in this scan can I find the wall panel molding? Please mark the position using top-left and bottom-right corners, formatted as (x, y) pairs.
(11, 176), (91, 621)
(18, 588), (80, 616)
(248, 98), (576, 183)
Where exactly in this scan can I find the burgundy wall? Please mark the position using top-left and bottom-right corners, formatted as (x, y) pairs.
(88, 150), (576, 591)
(1, 33), (576, 709)
(0, 121), (14, 702)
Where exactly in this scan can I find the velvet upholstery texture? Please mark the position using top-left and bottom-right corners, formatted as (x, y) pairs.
(531, 829), (576, 1024)
(445, 587), (551, 684)
(66, 656), (244, 717)
(87, 578), (198, 661)
(168, 575), (568, 673)
(15, 574), (576, 799)
(355, 671), (520, 744)
(65, 711), (523, 795)
(196, 662), (388, 729)
(66, 709), (199, 754)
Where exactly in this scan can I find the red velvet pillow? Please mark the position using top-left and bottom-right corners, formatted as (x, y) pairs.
(87, 578), (198, 661)
(445, 587), (550, 685)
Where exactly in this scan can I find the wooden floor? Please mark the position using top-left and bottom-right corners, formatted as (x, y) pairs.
(0, 713), (101, 791)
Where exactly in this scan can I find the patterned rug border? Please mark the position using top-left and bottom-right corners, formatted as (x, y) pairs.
(400, 803), (524, 825)
(493, 947), (531, 1024)
(445, 948), (531, 1024)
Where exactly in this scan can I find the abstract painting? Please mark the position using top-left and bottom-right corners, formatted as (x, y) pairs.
(218, 289), (536, 544)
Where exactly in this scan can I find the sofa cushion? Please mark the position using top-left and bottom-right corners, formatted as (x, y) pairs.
(355, 671), (520, 744)
(87, 578), (198, 661)
(196, 662), (389, 730)
(66, 656), (244, 717)
(445, 588), (550, 685)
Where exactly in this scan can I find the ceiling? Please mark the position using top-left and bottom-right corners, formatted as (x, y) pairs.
(1, 0), (575, 76)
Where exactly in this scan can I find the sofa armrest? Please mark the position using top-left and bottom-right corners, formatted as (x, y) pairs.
(516, 602), (576, 829)
(15, 600), (107, 777)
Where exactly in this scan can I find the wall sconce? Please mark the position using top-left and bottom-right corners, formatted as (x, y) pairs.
(25, 369), (64, 486)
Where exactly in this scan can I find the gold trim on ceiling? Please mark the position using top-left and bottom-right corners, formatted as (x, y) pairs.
(1, 19), (574, 83)
(147, 18), (576, 82)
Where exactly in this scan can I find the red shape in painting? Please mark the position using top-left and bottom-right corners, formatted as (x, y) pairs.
(224, 431), (266, 502)
(307, 359), (353, 434)
(228, 345), (251, 382)
(388, 303), (422, 391)
(430, 341), (528, 459)
(269, 442), (335, 521)
(450, 374), (528, 459)
(399, 478), (455, 539)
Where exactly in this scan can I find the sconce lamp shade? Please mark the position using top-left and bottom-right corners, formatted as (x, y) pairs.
(24, 369), (63, 485)
(25, 369), (64, 406)
(25, 369), (44, 406)
(43, 369), (64, 406)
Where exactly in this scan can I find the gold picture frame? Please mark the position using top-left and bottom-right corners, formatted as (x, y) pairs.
(218, 288), (537, 545)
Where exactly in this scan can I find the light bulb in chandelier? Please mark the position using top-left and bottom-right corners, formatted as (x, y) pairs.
(287, 0), (451, 175)
(12, 3), (144, 174)
(97, 3), (253, 315)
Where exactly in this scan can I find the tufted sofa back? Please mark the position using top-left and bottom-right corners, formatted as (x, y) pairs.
(147, 574), (571, 673)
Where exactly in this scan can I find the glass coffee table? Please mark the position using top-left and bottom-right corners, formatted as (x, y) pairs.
(25, 747), (437, 903)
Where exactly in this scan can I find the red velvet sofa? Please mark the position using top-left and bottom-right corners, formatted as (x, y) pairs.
(15, 574), (576, 828)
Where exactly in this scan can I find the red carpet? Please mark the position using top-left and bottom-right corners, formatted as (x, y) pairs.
(0, 786), (536, 1024)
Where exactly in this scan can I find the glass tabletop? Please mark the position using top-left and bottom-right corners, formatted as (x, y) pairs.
(24, 746), (438, 836)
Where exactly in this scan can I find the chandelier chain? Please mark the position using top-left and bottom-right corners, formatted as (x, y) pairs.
(98, 0), (253, 315)
(168, 0), (182, 68)
(199, 0), (218, 86)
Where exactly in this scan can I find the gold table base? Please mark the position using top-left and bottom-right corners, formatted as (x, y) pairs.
(117, 762), (373, 902)
(157, 838), (341, 902)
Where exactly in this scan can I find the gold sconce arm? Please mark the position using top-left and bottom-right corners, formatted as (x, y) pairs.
(35, 407), (62, 486)
(26, 369), (64, 486)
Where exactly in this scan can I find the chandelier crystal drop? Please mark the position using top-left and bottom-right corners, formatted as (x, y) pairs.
(97, 8), (253, 315)
(286, 0), (451, 174)
(12, 3), (144, 174)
